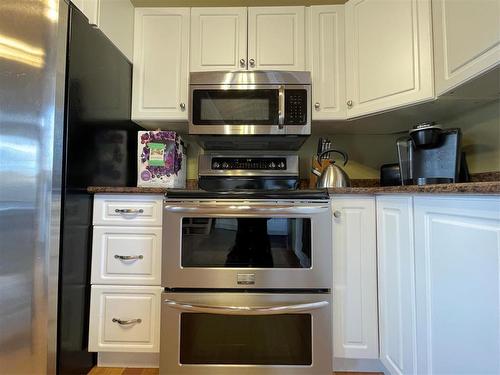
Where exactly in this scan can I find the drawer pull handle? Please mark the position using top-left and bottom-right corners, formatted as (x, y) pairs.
(114, 255), (144, 260)
(115, 208), (144, 214)
(112, 318), (142, 325)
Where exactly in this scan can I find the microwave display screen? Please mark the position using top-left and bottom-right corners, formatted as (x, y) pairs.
(192, 89), (279, 125)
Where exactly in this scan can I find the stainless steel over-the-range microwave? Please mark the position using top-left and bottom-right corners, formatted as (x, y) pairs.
(188, 71), (311, 136)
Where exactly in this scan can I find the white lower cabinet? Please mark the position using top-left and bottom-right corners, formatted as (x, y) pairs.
(332, 196), (379, 361)
(91, 226), (162, 285)
(90, 194), (163, 360)
(89, 285), (162, 352)
(376, 196), (417, 375)
(377, 195), (500, 375)
(413, 196), (500, 375)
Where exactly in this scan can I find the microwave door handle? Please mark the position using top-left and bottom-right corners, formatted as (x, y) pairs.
(164, 299), (328, 315)
(278, 85), (285, 129)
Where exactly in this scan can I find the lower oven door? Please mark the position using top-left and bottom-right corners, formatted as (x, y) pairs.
(160, 292), (332, 375)
(163, 200), (332, 289)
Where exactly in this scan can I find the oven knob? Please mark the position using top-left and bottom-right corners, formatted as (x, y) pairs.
(279, 162), (285, 168)
(212, 162), (220, 169)
(222, 162), (229, 169)
(270, 162), (276, 168)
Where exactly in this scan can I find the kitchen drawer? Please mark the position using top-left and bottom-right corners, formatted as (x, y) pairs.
(91, 226), (162, 285)
(88, 285), (162, 353)
(93, 194), (163, 226)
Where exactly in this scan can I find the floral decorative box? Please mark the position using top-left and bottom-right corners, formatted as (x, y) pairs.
(137, 131), (186, 188)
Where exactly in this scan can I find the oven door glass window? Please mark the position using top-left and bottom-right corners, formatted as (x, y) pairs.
(192, 89), (279, 125)
(180, 313), (312, 365)
(181, 218), (311, 268)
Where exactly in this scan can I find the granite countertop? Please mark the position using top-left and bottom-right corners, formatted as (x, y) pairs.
(88, 179), (500, 195)
(327, 181), (500, 195)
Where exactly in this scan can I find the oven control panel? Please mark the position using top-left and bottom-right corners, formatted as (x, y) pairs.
(211, 157), (287, 170)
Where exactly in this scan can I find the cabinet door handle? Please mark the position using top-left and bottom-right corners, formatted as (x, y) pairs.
(180, 102), (186, 110)
(314, 102), (320, 109)
(239, 58), (246, 67)
(114, 208), (144, 214)
(333, 210), (341, 218)
(249, 58), (255, 67)
(112, 318), (142, 325)
(346, 100), (353, 108)
(114, 255), (144, 260)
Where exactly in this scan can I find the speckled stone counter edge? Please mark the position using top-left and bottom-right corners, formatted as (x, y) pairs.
(88, 172), (500, 195)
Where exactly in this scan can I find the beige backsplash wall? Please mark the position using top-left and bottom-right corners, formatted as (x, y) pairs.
(444, 100), (500, 173)
(298, 133), (401, 179)
(183, 99), (499, 180)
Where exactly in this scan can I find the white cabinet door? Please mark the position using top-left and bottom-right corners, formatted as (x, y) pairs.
(93, 194), (163, 227)
(433, 0), (500, 95)
(97, 0), (135, 61)
(89, 285), (162, 352)
(345, 0), (434, 117)
(91, 226), (162, 285)
(309, 5), (346, 120)
(190, 7), (247, 71)
(414, 196), (500, 375)
(332, 196), (379, 360)
(132, 8), (189, 121)
(248, 7), (305, 71)
(377, 196), (417, 375)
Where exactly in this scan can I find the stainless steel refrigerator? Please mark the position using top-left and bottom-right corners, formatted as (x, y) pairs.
(0, 1), (140, 374)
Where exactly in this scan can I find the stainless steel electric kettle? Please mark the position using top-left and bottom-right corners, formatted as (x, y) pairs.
(311, 149), (351, 188)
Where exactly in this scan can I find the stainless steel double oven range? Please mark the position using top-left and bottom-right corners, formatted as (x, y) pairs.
(160, 154), (333, 375)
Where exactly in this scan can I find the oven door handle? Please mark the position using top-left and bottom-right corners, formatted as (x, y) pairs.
(164, 205), (330, 215)
(164, 299), (329, 315)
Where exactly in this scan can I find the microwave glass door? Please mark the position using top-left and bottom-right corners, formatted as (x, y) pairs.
(192, 89), (279, 125)
(181, 217), (311, 268)
(180, 313), (311, 365)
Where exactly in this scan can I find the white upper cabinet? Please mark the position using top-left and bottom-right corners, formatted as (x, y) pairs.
(432, 0), (500, 95)
(414, 196), (500, 375)
(98, 0), (135, 61)
(377, 196), (418, 375)
(345, 0), (434, 118)
(71, 1), (134, 61)
(332, 196), (379, 360)
(309, 5), (346, 120)
(132, 8), (190, 121)
(71, 0), (99, 25)
(190, 8), (248, 71)
(248, 7), (306, 71)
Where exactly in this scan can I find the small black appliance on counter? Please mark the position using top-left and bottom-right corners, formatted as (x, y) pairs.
(396, 122), (469, 185)
(380, 163), (402, 186)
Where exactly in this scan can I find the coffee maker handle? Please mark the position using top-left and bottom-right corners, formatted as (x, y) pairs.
(318, 149), (349, 166)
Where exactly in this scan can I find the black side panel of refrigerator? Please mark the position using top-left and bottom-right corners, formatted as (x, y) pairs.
(57, 5), (142, 374)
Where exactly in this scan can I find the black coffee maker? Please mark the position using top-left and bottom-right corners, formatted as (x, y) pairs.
(397, 122), (469, 185)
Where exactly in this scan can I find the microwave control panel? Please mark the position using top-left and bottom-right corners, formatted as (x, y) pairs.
(285, 89), (307, 125)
